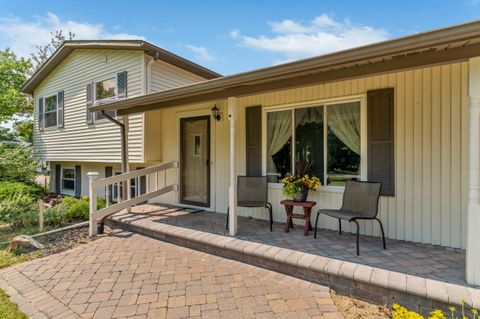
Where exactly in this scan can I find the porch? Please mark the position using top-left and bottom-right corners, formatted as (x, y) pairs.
(105, 204), (480, 313)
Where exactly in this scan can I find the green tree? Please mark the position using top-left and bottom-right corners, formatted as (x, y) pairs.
(0, 142), (38, 183)
(0, 49), (32, 122)
(13, 120), (33, 144)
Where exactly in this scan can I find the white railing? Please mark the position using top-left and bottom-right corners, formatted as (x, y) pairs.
(88, 161), (179, 236)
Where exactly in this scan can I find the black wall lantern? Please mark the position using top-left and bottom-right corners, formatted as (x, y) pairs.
(211, 105), (221, 121)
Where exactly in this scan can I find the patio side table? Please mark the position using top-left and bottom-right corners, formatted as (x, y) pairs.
(280, 200), (317, 236)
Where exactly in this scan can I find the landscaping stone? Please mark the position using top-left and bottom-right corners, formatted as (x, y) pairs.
(6, 235), (45, 253)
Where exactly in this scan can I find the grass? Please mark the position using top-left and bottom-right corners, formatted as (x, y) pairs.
(0, 289), (28, 319)
(0, 250), (39, 270)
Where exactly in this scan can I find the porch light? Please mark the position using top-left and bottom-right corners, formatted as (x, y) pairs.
(211, 105), (221, 121)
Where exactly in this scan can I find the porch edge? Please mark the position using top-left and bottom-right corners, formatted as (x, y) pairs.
(106, 215), (480, 314)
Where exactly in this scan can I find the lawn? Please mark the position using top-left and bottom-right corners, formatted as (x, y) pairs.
(0, 289), (28, 319)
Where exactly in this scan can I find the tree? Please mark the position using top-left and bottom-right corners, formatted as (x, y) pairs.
(0, 142), (38, 182)
(13, 119), (33, 144)
(0, 49), (32, 122)
(31, 30), (75, 69)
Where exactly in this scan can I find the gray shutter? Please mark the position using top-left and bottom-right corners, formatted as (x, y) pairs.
(105, 166), (113, 177)
(86, 83), (93, 124)
(74, 165), (81, 197)
(38, 97), (44, 131)
(367, 88), (395, 196)
(245, 106), (262, 176)
(105, 166), (113, 202)
(137, 167), (146, 195)
(57, 90), (64, 128)
(55, 164), (61, 193)
(117, 71), (127, 99)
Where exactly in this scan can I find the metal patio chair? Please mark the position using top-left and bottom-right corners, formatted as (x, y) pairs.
(313, 180), (386, 255)
(226, 176), (273, 231)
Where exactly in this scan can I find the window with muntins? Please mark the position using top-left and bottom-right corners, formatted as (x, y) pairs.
(44, 95), (58, 128)
(61, 168), (75, 192)
(94, 77), (117, 120)
(266, 101), (361, 186)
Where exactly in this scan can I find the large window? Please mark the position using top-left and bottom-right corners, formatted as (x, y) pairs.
(267, 101), (361, 186)
(61, 168), (75, 193)
(44, 95), (58, 128)
(94, 77), (117, 121)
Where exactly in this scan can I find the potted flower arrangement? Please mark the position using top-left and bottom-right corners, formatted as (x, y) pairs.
(280, 161), (321, 202)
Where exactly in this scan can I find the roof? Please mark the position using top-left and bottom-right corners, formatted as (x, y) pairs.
(89, 19), (480, 116)
(21, 40), (222, 94)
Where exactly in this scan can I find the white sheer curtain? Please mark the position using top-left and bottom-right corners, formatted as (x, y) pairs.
(327, 102), (361, 155)
(267, 110), (292, 174)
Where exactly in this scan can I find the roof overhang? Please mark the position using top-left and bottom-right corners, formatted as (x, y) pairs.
(89, 20), (480, 116)
(21, 40), (221, 94)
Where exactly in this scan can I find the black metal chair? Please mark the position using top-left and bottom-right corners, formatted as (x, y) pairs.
(314, 180), (386, 255)
(226, 176), (273, 231)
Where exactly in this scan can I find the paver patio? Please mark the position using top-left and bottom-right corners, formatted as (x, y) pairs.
(0, 230), (344, 319)
(115, 204), (468, 287)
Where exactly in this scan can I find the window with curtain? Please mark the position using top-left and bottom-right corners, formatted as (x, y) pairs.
(266, 101), (361, 186)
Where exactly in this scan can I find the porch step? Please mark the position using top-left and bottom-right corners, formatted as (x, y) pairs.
(106, 212), (480, 314)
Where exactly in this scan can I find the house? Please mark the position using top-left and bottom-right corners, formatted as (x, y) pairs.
(21, 40), (220, 197)
(22, 21), (480, 286)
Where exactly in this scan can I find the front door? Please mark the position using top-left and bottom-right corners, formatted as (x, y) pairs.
(180, 116), (210, 207)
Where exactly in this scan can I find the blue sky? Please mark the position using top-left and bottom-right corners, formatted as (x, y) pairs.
(0, 0), (479, 75)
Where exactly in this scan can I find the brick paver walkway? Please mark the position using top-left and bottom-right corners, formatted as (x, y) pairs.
(0, 230), (343, 319)
(127, 205), (467, 286)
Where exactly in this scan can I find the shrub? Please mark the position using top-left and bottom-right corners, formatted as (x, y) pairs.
(0, 142), (39, 183)
(392, 304), (479, 319)
(58, 196), (106, 222)
(61, 196), (89, 221)
(43, 205), (66, 227)
(0, 181), (45, 201)
(0, 193), (38, 228)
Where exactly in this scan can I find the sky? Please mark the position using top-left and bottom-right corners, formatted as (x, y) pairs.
(0, 1), (479, 75)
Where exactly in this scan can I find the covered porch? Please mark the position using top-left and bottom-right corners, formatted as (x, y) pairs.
(87, 20), (480, 297)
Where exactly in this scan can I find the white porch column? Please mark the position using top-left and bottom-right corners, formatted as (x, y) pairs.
(228, 97), (238, 236)
(467, 57), (480, 285)
(88, 172), (100, 237)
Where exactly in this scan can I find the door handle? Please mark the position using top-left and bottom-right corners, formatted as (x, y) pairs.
(206, 159), (210, 166)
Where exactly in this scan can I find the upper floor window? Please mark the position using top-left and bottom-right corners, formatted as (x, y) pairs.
(38, 90), (64, 131)
(95, 77), (116, 103)
(266, 100), (362, 187)
(44, 95), (58, 128)
(86, 71), (126, 124)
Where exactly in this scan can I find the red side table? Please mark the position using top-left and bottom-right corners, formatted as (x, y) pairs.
(280, 200), (317, 236)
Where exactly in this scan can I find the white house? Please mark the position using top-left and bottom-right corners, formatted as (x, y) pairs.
(22, 21), (480, 286)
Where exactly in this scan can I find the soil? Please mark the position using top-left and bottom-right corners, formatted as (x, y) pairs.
(332, 291), (391, 319)
(34, 225), (111, 257)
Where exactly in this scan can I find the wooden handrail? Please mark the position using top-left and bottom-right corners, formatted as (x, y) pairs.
(92, 161), (178, 189)
(88, 161), (178, 236)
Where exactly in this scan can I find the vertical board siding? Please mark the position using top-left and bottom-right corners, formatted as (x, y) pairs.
(147, 61), (468, 249)
(232, 62), (468, 249)
(33, 49), (145, 163)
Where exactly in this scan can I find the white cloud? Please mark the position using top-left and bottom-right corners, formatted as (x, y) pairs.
(185, 44), (216, 62)
(235, 14), (389, 63)
(0, 12), (145, 58)
(229, 29), (240, 39)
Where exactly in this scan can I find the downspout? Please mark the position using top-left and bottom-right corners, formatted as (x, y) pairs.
(98, 110), (129, 233)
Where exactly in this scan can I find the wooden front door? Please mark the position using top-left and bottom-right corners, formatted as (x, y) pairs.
(180, 116), (211, 207)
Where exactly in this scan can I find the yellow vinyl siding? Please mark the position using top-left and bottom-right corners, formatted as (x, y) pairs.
(33, 49), (145, 163)
(150, 59), (206, 92)
(146, 60), (469, 249)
